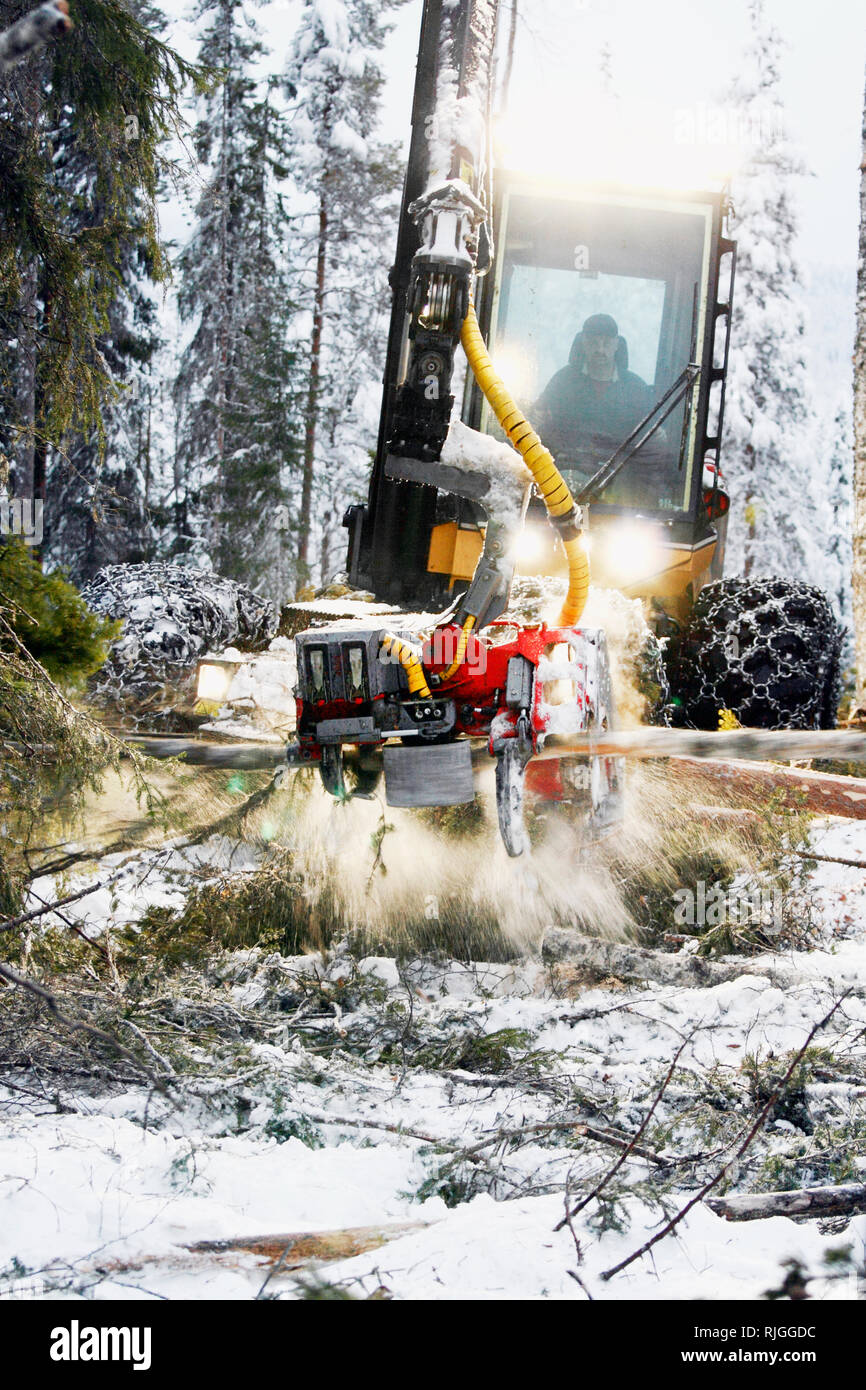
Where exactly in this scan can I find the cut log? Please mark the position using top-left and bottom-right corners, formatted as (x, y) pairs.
(77, 1221), (427, 1280)
(541, 931), (800, 989)
(706, 1184), (866, 1223)
(187, 1222), (424, 1264)
(669, 757), (866, 822)
(540, 730), (866, 763)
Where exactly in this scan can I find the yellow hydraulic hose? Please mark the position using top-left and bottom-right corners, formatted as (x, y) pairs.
(380, 633), (432, 699)
(436, 614), (475, 682)
(460, 299), (590, 627)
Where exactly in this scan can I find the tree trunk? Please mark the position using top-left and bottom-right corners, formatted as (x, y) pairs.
(498, 1), (518, 111)
(667, 755), (866, 821)
(11, 63), (42, 502)
(853, 73), (866, 704)
(297, 193), (327, 590)
(706, 1183), (866, 1223)
(319, 507), (333, 587)
(13, 257), (38, 501)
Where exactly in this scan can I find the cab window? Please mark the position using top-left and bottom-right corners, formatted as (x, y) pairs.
(479, 189), (712, 514)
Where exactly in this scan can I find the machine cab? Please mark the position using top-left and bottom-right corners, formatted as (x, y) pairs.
(464, 175), (736, 609)
(348, 173), (735, 621)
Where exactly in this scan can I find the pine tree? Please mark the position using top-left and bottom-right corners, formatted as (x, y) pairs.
(721, 0), (824, 585)
(854, 69), (866, 706)
(173, 1), (300, 600)
(42, 2), (168, 582)
(284, 0), (405, 591)
(825, 400), (854, 637)
(0, 0), (201, 513)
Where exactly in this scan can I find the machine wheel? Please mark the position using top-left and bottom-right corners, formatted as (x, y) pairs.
(638, 628), (672, 726)
(320, 746), (383, 801)
(819, 627), (845, 731)
(348, 761), (383, 800)
(666, 577), (843, 731)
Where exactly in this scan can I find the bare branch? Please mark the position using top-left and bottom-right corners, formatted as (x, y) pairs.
(600, 992), (852, 1282)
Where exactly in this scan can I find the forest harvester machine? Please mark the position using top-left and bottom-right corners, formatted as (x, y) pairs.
(283, 0), (846, 856)
(2, 3), (853, 849)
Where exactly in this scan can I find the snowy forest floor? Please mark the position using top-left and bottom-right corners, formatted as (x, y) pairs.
(2, 769), (866, 1302)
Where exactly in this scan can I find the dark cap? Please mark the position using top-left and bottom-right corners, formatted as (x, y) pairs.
(581, 313), (618, 338)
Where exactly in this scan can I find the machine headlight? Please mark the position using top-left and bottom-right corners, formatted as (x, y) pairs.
(196, 657), (240, 706)
(513, 520), (553, 566)
(600, 525), (664, 583)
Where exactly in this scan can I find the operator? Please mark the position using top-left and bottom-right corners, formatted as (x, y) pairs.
(533, 313), (656, 481)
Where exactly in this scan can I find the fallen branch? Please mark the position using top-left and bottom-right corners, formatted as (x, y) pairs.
(0, 875), (120, 936)
(600, 992), (852, 1282)
(0, 959), (170, 1094)
(189, 1221), (426, 1264)
(54, 1221), (428, 1286)
(554, 1039), (689, 1231)
(787, 849), (866, 869)
(705, 1183), (866, 1223)
(298, 1109), (670, 1168)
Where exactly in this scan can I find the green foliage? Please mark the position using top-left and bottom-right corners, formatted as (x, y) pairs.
(119, 848), (328, 976)
(0, 0), (205, 455)
(742, 1047), (818, 1134)
(409, 1027), (543, 1075)
(0, 536), (119, 684)
(0, 593), (162, 915)
(415, 799), (487, 837)
(412, 1166), (481, 1210)
(263, 1113), (323, 1148)
(293, 1278), (359, 1301)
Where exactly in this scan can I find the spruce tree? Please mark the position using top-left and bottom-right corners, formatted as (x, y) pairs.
(173, 2), (300, 599)
(0, 0), (201, 514)
(721, 0), (824, 585)
(825, 400), (854, 639)
(854, 69), (866, 705)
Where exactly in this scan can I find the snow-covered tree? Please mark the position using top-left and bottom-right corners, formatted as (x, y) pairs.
(173, 0), (300, 598)
(284, 0), (405, 589)
(824, 400), (854, 639)
(721, 0), (825, 585)
(854, 70), (866, 705)
(0, 0), (199, 528)
(43, 273), (160, 582)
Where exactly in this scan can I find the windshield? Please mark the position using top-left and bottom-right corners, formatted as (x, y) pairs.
(480, 188), (713, 513)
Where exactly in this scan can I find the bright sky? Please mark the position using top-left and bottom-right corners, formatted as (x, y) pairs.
(381, 0), (866, 271)
(160, 0), (864, 270)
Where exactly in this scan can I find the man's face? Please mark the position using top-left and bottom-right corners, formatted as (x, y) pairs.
(584, 332), (617, 381)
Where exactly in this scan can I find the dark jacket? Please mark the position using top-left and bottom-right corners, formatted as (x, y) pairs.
(534, 332), (655, 465)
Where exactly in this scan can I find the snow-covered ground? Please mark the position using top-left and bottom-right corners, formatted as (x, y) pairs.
(2, 811), (866, 1302)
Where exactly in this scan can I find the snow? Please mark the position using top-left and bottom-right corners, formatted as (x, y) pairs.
(331, 118), (368, 160)
(5, 810), (866, 1301)
(440, 420), (530, 567)
(425, 0), (496, 189)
